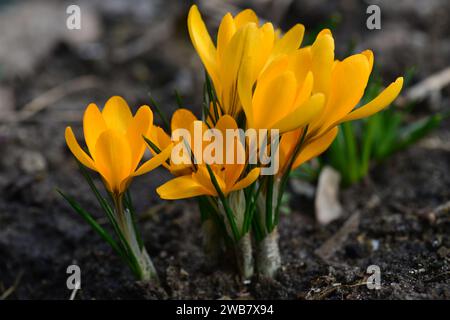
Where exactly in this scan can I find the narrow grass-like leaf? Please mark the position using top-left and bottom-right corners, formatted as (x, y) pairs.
(265, 175), (274, 232)
(273, 127), (308, 229)
(395, 114), (443, 152)
(204, 70), (220, 124)
(124, 190), (144, 250)
(342, 122), (359, 184)
(174, 90), (185, 109)
(58, 189), (124, 258)
(205, 164), (240, 241)
(148, 95), (170, 132)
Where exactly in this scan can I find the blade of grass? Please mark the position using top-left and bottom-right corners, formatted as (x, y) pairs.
(273, 127), (308, 229)
(58, 190), (124, 258)
(205, 164), (240, 241)
(148, 94), (170, 132)
(124, 190), (144, 250)
(265, 175), (274, 232)
(174, 90), (185, 109)
(342, 122), (359, 184)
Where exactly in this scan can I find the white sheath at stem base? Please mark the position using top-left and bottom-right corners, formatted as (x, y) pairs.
(123, 207), (159, 282)
(256, 227), (281, 278)
(235, 233), (254, 280)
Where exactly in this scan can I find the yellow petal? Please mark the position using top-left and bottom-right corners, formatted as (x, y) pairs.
(215, 115), (246, 185)
(253, 70), (297, 129)
(341, 77), (404, 122)
(317, 28), (331, 36)
(194, 165), (222, 195)
(126, 105), (153, 171)
(288, 47), (312, 85)
(272, 93), (325, 133)
(102, 96), (133, 133)
(171, 108), (197, 132)
(239, 52), (286, 127)
(217, 13), (236, 64)
(220, 23), (259, 115)
(311, 33), (335, 95)
(278, 128), (303, 171)
(65, 127), (96, 170)
(234, 9), (258, 28)
(83, 103), (107, 156)
(272, 24), (305, 57)
(362, 49), (374, 74)
(292, 71), (314, 108)
(188, 5), (219, 89)
(314, 53), (371, 136)
(215, 114), (238, 132)
(230, 168), (260, 193)
(256, 22), (276, 75)
(134, 144), (173, 176)
(150, 125), (172, 150)
(292, 126), (339, 169)
(157, 175), (212, 200)
(93, 129), (132, 194)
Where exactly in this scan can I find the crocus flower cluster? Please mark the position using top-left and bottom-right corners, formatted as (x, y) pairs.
(179, 5), (402, 278)
(63, 5), (403, 281)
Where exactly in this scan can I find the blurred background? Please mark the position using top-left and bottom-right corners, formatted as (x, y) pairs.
(0, 0), (448, 299)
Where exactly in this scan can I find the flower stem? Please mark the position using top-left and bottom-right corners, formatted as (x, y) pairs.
(113, 194), (158, 282)
(256, 226), (281, 278)
(235, 233), (254, 280)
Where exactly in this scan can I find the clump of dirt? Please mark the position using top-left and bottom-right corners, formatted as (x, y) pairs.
(0, 131), (448, 299)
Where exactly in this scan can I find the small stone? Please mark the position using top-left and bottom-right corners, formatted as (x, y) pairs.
(180, 268), (189, 277)
(315, 166), (343, 225)
(437, 246), (448, 259)
(20, 150), (47, 174)
(370, 239), (380, 251)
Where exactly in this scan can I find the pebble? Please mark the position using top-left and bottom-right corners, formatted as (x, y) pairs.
(20, 150), (47, 174)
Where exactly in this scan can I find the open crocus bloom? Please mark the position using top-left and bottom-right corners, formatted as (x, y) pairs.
(238, 54), (325, 133)
(277, 29), (403, 173)
(188, 4), (304, 117)
(65, 96), (172, 195)
(157, 115), (260, 200)
(149, 108), (207, 176)
(305, 29), (404, 138)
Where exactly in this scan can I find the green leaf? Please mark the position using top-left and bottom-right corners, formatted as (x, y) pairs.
(265, 175), (274, 232)
(205, 164), (240, 241)
(204, 70), (220, 124)
(273, 127), (308, 228)
(395, 114), (443, 152)
(57, 189), (124, 258)
(148, 94), (170, 133)
(342, 122), (360, 184)
(124, 190), (144, 250)
(174, 90), (185, 109)
(243, 179), (264, 233)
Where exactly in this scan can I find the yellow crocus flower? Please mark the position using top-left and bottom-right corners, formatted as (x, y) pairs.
(188, 4), (304, 117)
(149, 108), (207, 176)
(65, 96), (172, 195)
(307, 30), (404, 138)
(157, 115), (260, 199)
(278, 29), (404, 173)
(238, 54), (325, 133)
